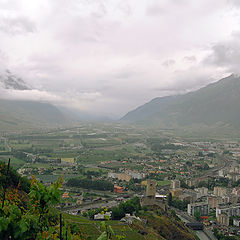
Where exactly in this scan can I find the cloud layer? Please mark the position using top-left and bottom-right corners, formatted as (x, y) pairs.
(0, 0), (240, 116)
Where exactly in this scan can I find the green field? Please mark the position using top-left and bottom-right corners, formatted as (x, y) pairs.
(157, 180), (171, 186)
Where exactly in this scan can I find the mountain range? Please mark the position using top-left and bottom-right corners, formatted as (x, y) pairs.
(122, 74), (240, 129)
(0, 70), (70, 131)
(1, 70), (240, 132)
(0, 70), (115, 131)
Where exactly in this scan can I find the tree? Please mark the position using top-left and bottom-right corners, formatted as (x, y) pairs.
(0, 173), (82, 239)
(167, 192), (173, 206)
(194, 211), (201, 221)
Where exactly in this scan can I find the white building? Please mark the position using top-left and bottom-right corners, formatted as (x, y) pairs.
(94, 211), (112, 220)
(233, 218), (240, 227)
(194, 187), (208, 198)
(218, 169), (227, 177)
(127, 171), (145, 179)
(108, 172), (117, 178)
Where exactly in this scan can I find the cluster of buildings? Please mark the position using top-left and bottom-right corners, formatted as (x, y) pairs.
(108, 170), (145, 181)
(219, 165), (240, 182)
(170, 180), (209, 203)
(169, 179), (240, 230)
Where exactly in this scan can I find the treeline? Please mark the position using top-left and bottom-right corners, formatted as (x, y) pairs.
(111, 197), (141, 220)
(12, 151), (29, 161)
(151, 144), (184, 152)
(198, 177), (229, 190)
(167, 193), (189, 211)
(66, 178), (113, 191)
(147, 138), (185, 153)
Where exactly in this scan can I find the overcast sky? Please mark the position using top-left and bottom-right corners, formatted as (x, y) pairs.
(1, 0), (240, 117)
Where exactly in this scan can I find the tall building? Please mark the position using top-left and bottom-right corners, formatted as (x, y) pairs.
(213, 187), (227, 197)
(216, 214), (229, 226)
(187, 202), (209, 216)
(216, 204), (240, 217)
(194, 187), (208, 198)
(171, 180), (180, 189)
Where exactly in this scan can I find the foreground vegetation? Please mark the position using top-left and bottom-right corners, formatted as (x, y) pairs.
(0, 161), (198, 240)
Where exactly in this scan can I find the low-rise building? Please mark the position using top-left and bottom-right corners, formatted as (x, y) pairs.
(179, 194), (194, 203)
(108, 172), (132, 182)
(233, 218), (240, 227)
(62, 192), (70, 199)
(170, 188), (183, 198)
(187, 202), (209, 216)
(126, 170), (145, 179)
(114, 186), (124, 193)
(232, 187), (240, 196)
(94, 212), (112, 220)
(218, 169), (227, 177)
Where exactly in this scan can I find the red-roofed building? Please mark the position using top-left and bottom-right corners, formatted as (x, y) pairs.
(62, 192), (69, 198)
(114, 186), (124, 193)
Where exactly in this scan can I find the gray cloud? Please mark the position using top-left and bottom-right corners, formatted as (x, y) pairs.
(162, 59), (176, 68)
(204, 32), (240, 73)
(146, 4), (164, 16)
(0, 0), (240, 116)
(183, 56), (197, 63)
(0, 16), (36, 35)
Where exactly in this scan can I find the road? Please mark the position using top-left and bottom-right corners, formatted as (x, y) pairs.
(64, 200), (119, 214)
(174, 208), (216, 240)
(195, 153), (229, 181)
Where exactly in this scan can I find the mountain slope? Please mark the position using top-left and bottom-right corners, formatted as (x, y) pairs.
(0, 99), (69, 131)
(122, 74), (240, 128)
(0, 70), (71, 131)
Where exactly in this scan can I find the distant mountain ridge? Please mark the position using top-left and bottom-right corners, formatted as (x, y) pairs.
(0, 70), (70, 131)
(122, 74), (240, 129)
(0, 70), (113, 131)
(0, 99), (70, 131)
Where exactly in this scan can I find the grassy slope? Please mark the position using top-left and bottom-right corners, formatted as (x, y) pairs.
(63, 210), (197, 240)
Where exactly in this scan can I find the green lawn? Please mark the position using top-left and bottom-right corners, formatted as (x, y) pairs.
(157, 180), (171, 186)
